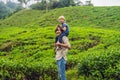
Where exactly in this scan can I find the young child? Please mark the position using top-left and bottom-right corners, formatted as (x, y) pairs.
(55, 16), (69, 44)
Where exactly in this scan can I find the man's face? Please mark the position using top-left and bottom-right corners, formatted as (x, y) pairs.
(56, 28), (61, 36)
(59, 19), (65, 23)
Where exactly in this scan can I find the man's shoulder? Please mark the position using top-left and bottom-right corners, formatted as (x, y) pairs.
(62, 36), (68, 41)
(62, 36), (68, 39)
(62, 36), (71, 48)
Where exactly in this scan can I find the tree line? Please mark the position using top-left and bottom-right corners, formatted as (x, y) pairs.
(0, 0), (93, 19)
(0, 1), (23, 19)
(18, 0), (93, 10)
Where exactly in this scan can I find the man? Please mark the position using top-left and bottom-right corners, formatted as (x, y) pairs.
(55, 26), (71, 80)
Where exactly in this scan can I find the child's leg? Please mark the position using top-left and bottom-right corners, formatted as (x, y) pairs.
(55, 36), (58, 43)
(57, 33), (66, 43)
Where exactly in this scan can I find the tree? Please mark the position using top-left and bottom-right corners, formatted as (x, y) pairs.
(18, 0), (30, 8)
(0, 1), (23, 19)
(0, 1), (11, 19)
(15, 4), (24, 12)
(30, 0), (46, 10)
(30, 0), (49, 12)
(70, 0), (76, 6)
(59, 0), (70, 7)
(6, 1), (17, 9)
(30, 0), (75, 10)
(85, 0), (93, 6)
(52, 1), (60, 8)
(74, 0), (83, 6)
(45, 0), (49, 13)
(6, 1), (23, 13)
(51, 0), (74, 9)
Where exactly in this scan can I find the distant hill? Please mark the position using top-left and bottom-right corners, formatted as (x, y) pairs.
(0, 6), (120, 30)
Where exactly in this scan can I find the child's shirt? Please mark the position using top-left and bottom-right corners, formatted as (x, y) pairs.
(62, 23), (69, 35)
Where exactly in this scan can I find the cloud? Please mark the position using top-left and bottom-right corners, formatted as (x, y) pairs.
(92, 0), (120, 6)
(1, 0), (120, 6)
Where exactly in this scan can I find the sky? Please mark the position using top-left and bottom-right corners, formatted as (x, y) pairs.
(92, 0), (120, 6)
(1, 0), (120, 6)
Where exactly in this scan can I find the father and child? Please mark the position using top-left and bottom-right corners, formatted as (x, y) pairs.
(54, 15), (71, 80)
(55, 16), (69, 46)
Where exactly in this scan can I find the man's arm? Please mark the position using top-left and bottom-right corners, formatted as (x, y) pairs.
(55, 36), (71, 49)
(60, 43), (71, 49)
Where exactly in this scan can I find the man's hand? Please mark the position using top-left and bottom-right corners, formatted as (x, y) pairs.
(55, 41), (61, 46)
(55, 41), (70, 49)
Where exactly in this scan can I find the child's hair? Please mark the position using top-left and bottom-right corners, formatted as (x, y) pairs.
(55, 25), (63, 33)
(58, 15), (66, 21)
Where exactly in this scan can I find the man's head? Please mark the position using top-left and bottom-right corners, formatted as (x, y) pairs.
(58, 16), (66, 24)
(55, 25), (63, 36)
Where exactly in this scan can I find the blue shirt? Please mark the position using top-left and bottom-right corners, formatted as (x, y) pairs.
(62, 23), (69, 35)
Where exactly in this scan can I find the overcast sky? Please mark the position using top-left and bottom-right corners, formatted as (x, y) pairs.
(1, 0), (120, 6)
(92, 0), (120, 6)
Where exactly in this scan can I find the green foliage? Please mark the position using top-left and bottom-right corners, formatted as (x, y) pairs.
(0, 26), (120, 79)
(0, 10), (45, 27)
(18, 0), (30, 7)
(77, 31), (120, 79)
(30, 0), (75, 10)
(6, 1), (18, 10)
(30, 0), (47, 10)
(59, 0), (71, 7)
(0, 1), (23, 19)
(0, 1), (11, 19)
(0, 6), (120, 30)
(0, 6), (120, 80)
(78, 46), (120, 80)
(6, 1), (23, 12)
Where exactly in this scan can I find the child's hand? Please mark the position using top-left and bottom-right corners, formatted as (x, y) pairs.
(62, 26), (66, 31)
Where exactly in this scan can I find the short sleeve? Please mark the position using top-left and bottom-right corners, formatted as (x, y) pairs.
(62, 23), (67, 28)
(62, 36), (71, 48)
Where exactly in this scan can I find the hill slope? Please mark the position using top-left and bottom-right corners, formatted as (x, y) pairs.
(0, 6), (120, 29)
(0, 26), (120, 80)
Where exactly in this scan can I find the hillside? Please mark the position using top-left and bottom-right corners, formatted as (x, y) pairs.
(0, 26), (120, 80)
(0, 6), (120, 80)
(0, 6), (120, 30)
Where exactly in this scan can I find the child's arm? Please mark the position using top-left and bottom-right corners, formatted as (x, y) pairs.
(62, 23), (67, 31)
(62, 26), (66, 31)
(57, 24), (66, 31)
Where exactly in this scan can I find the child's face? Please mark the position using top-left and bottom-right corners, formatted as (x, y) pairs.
(59, 19), (65, 24)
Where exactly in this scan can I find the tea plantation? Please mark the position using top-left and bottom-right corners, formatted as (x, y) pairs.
(0, 6), (120, 80)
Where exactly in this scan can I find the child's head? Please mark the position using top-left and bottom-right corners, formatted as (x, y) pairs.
(58, 16), (66, 24)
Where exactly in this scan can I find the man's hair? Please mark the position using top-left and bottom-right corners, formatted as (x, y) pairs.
(55, 25), (63, 33)
(58, 15), (66, 21)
